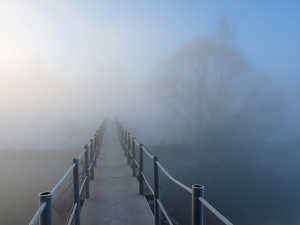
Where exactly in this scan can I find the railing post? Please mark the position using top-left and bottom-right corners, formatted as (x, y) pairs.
(122, 137), (125, 150)
(85, 144), (90, 199)
(124, 130), (127, 157)
(96, 130), (100, 158)
(132, 137), (136, 177)
(72, 158), (81, 225)
(124, 130), (127, 146)
(118, 124), (122, 144)
(121, 129), (125, 151)
(127, 133), (131, 165)
(93, 135), (97, 167)
(192, 184), (204, 225)
(139, 143), (144, 195)
(39, 192), (52, 225)
(153, 155), (161, 225)
(90, 140), (94, 180)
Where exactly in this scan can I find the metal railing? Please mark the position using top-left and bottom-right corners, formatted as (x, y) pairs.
(116, 118), (233, 225)
(29, 118), (107, 225)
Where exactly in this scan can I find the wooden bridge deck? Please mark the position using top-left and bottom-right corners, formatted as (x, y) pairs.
(80, 122), (154, 225)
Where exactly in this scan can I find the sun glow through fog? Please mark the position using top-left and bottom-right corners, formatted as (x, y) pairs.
(0, 0), (299, 149)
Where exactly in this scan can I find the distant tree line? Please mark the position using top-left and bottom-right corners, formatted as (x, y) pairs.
(149, 17), (285, 145)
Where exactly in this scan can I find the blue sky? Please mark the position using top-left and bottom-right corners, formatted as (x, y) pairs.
(0, 0), (299, 148)
(1, 1), (299, 81)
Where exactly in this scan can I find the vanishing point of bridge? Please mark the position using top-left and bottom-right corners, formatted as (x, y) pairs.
(29, 118), (232, 225)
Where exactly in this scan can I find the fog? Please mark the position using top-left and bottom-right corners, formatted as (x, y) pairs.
(1, 1), (300, 224)
(0, 1), (164, 149)
(1, 1), (300, 150)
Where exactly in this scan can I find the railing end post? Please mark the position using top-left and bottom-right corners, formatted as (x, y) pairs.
(192, 184), (204, 225)
(39, 191), (53, 225)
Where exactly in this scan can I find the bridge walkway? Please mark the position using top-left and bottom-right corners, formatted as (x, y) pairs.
(80, 121), (154, 225)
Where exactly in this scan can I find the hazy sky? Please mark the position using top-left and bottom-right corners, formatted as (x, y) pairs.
(1, 0), (299, 149)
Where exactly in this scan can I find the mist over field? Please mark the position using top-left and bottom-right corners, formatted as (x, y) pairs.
(1, 1), (300, 150)
(1, 1), (300, 224)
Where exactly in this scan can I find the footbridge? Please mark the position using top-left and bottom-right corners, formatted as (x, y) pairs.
(29, 118), (233, 225)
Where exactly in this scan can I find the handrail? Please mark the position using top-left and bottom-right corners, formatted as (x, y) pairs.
(133, 138), (140, 146)
(157, 200), (173, 225)
(134, 159), (139, 168)
(51, 163), (76, 194)
(29, 202), (47, 225)
(66, 203), (77, 225)
(156, 161), (192, 194)
(141, 146), (153, 159)
(78, 149), (87, 160)
(198, 197), (233, 225)
(128, 149), (133, 157)
(80, 176), (88, 196)
(116, 117), (233, 225)
(141, 172), (154, 195)
(29, 117), (108, 225)
(53, 181), (73, 206)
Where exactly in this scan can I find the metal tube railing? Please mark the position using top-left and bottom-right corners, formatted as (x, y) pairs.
(116, 118), (233, 225)
(198, 197), (233, 225)
(142, 146), (153, 159)
(156, 162), (192, 194)
(153, 155), (161, 225)
(93, 134), (97, 167)
(142, 172), (154, 195)
(192, 185), (204, 225)
(29, 202), (47, 225)
(30, 118), (107, 225)
(90, 140), (94, 180)
(134, 159), (139, 168)
(39, 192), (52, 225)
(51, 163), (76, 194)
(84, 144), (90, 199)
(127, 133), (131, 165)
(89, 162), (93, 172)
(132, 137), (136, 177)
(72, 158), (80, 225)
(139, 143), (144, 195)
(157, 200), (173, 225)
(66, 203), (77, 225)
(78, 149), (86, 160)
(80, 176), (88, 196)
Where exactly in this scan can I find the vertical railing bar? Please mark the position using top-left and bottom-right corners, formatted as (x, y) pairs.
(85, 144), (90, 199)
(192, 185), (204, 225)
(72, 158), (80, 225)
(39, 192), (52, 225)
(139, 143), (144, 195)
(132, 137), (136, 177)
(94, 134), (97, 167)
(127, 133), (131, 165)
(90, 140), (94, 180)
(124, 130), (127, 157)
(153, 155), (161, 225)
(29, 119), (109, 225)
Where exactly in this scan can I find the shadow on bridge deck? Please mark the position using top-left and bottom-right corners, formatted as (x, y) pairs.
(80, 122), (154, 225)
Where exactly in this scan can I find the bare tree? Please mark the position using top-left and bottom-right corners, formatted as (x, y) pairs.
(149, 17), (285, 143)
